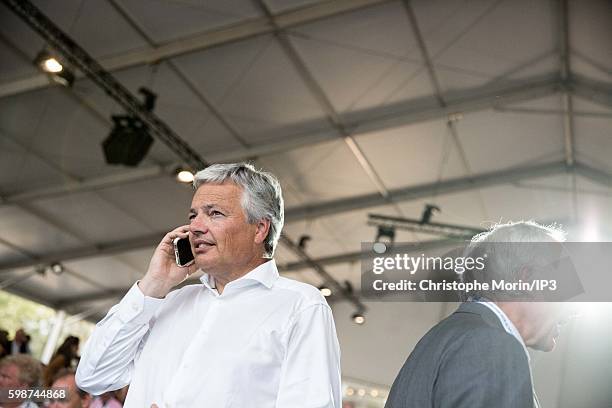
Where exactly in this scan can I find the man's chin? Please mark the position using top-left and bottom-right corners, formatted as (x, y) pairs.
(195, 258), (218, 273)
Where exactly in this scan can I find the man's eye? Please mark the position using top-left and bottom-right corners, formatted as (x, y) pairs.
(211, 210), (223, 216)
(188, 214), (196, 220)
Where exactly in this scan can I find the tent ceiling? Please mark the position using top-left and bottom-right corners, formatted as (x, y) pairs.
(0, 0), (611, 393)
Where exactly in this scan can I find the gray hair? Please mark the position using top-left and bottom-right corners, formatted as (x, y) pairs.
(462, 220), (566, 300)
(0, 354), (42, 387)
(193, 163), (284, 258)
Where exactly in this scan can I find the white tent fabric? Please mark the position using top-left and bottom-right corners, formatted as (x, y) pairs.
(0, 0), (611, 405)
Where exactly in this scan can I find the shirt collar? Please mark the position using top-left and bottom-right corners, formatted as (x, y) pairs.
(199, 259), (279, 292)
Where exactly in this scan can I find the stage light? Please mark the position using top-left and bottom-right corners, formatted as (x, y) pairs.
(102, 88), (159, 166)
(298, 234), (311, 249)
(50, 262), (64, 275)
(420, 203), (441, 224)
(36, 50), (62, 72)
(375, 225), (395, 245)
(352, 312), (366, 325)
(176, 168), (194, 183)
(102, 115), (154, 166)
(42, 57), (62, 73)
(319, 286), (332, 297)
(34, 50), (75, 87)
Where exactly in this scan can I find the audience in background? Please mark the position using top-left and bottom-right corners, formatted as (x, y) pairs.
(9, 328), (32, 355)
(48, 368), (92, 408)
(44, 336), (80, 387)
(90, 392), (122, 408)
(0, 329), (10, 359)
(0, 332), (127, 407)
(112, 386), (128, 405)
(0, 354), (42, 408)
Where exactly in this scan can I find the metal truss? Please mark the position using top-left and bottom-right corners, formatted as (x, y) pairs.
(0, 73), (565, 205)
(0, 0), (392, 98)
(0, 159), (575, 274)
(2, 0), (208, 170)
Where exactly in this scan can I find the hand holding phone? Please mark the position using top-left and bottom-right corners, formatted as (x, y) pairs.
(139, 226), (196, 298)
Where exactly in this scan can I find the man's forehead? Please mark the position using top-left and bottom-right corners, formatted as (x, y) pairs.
(53, 375), (75, 388)
(0, 363), (19, 376)
(192, 182), (242, 203)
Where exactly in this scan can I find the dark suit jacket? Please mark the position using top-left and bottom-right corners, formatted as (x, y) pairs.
(385, 302), (534, 408)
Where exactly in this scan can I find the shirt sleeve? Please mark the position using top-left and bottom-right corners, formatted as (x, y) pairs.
(75, 281), (164, 395)
(275, 303), (342, 408)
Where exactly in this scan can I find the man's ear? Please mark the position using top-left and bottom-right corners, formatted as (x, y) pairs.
(254, 219), (271, 245)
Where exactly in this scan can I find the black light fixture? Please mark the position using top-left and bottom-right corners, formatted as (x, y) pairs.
(102, 116), (153, 166)
(34, 50), (74, 87)
(102, 88), (158, 167)
(375, 225), (395, 245)
(420, 204), (441, 225)
(298, 234), (311, 250)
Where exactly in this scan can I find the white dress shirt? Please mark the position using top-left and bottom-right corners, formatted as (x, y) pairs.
(76, 260), (341, 408)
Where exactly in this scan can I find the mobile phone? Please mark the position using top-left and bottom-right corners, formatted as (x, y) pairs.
(173, 237), (194, 267)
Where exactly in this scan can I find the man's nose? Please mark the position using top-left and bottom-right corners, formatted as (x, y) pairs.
(189, 214), (209, 235)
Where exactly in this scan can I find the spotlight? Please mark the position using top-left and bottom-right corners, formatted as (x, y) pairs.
(35, 50), (62, 72)
(50, 262), (64, 275)
(319, 286), (332, 297)
(102, 115), (154, 166)
(420, 204), (441, 225)
(42, 57), (62, 73)
(101, 88), (158, 167)
(175, 168), (194, 184)
(357, 389), (366, 397)
(346, 387), (354, 396)
(375, 225), (395, 245)
(352, 312), (365, 325)
(34, 50), (74, 87)
(298, 234), (311, 250)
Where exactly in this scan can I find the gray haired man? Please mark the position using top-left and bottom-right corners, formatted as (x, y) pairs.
(76, 163), (341, 407)
(386, 221), (576, 408)
(0, 354), (42, 408)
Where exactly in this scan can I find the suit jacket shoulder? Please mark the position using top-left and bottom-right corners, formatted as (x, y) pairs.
(386, 303), (533, 408)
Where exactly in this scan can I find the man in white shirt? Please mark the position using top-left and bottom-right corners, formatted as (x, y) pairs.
(76, 163), (341, 407)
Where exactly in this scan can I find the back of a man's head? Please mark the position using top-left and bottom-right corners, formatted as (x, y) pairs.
(463, 220), (566, 301)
